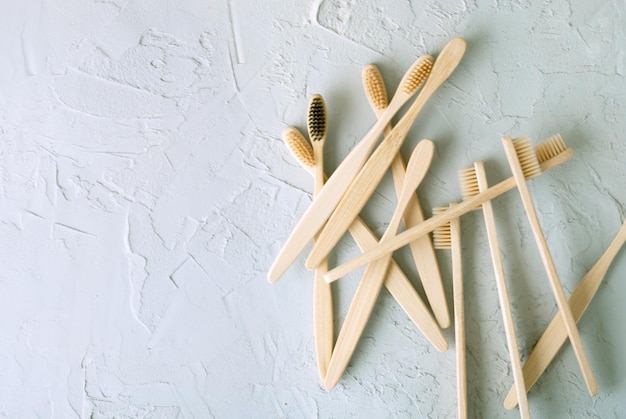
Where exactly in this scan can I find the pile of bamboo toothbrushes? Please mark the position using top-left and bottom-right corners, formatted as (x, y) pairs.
(268, 37), (626, 418)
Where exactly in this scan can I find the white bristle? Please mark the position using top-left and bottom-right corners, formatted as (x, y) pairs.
(432, 206), (452, 249)
(458, 166), (480, 201)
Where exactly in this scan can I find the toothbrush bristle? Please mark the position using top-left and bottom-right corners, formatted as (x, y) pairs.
(458, 166), (480, 201)
(402, 55), (434, 95)
(283, 127), (315, 169)
(307, 94), (327, 142)
(512, 136), (542, 179)
(362, 64), (388, 111)
(432, 207), (452, 250)
(535, 134), (567, 164)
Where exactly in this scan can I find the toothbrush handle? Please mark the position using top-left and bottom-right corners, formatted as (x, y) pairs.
(502, 136), (598, 397)
(504, 220), (626, 409)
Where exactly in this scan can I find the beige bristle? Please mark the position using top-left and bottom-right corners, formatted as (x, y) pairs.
(512, 136), (542, 179)
(307, 94), (327, 142)
(535, 134), (567, 164)
(458, 166), (480, 201)
(362, 64), (388, 111)
(282, 127), (315, 169)
(402, 55), (434, 95)
(432, 206), (452, 249)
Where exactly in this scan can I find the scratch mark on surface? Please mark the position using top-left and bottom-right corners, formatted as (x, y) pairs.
(227, 0), (246, 64)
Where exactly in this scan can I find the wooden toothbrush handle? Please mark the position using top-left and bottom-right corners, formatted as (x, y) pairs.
(474, 162), (530, 419)
(347, 216), (447, 352)
(324, 150), (575, 287)
(323, 253), (392, 389)
(450, 215), (467, 419)
(502, 136), (598, 397)
(504, 220), (626, 409)
(390, 154), (450, 329)
(313, 165), (333, 381)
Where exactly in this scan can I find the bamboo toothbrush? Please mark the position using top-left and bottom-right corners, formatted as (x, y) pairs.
(324, 139), (435, 389)
(267, 54), (434, 283)
(323, 136), (575, 282)
(306, 37), (466, 270)
(459, 162), (531, 419)
(361, 63), (449, 328)
(504, 218), (626, 409)
(282, 128), (447, 353)
(305, 94), (333, 380)
(501, 135), (598, 397)
(433, 205), (466, 419)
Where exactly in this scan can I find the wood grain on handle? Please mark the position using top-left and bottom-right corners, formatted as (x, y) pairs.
(311, 173), (447, 352)
(324, 141), (435, 388)
(450, 212), (466, 419)
(267, 55), (433, 284)
(504, 220), (626, 409)
(502, 136), (598, 397)
(306, 37), (467, 270)
(312, 139), (333, 381)
(474, 162), (530, 419)
(323, 148), (574, 282)
(364, 65), (449, 328)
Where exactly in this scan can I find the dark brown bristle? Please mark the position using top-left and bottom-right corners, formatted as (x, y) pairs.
(535, 134), (567, 164)
(362, 64), (388, 111)
(282, 127), (315, 169)
(432, 206), (452, 249)
(512, 136), (541, 179)
(402, 56), (433, 95)
(307, 94), (327, 142)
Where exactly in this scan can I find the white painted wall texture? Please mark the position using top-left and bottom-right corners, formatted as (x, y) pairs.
(1, 0), (625, 417)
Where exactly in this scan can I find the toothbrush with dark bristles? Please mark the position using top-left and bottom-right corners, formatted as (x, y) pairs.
(268, 53), (435, 283)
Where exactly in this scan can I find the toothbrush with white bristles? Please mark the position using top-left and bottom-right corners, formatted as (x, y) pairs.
(501, 135), (598, 397)
(459, 162), (531, 419)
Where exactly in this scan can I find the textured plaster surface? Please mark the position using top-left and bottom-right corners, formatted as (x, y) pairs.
(1, 0), (625, 417)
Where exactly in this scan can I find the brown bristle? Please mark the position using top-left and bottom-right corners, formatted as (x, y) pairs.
(282, 127), (315, 169)
(307, 94), (327, 142)
(432, 206), (452, 249)
(535, 134), (567, 164)
(402, 55), (433, 95)
(512, 136), (542, 179)
(362, 64), (388, 111)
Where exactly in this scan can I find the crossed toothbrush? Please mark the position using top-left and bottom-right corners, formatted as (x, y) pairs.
(272, 36), (626, 417)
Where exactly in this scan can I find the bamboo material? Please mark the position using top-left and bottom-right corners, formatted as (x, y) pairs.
(308, 95), (333, 381)
(433, 205), (466, 418)
(323, 147), (574, 282)
(361, 63), (449, 327)
(267, 54), (434, 283)
(281, 127), (447, 354)
(306, 37), (467, 270)
(504, 219), (626, 409)
(466, 162), (530, 418)
(501, 135), (598, 397)
(324, 140), (435, 389)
